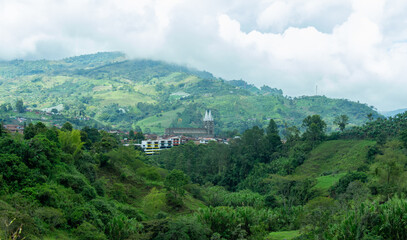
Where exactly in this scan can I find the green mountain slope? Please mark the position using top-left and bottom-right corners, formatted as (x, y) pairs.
(295, 140), (375, 177)
(0, 52), (380, 133)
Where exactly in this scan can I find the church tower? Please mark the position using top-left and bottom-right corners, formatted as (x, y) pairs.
(203, 110), (214, 137)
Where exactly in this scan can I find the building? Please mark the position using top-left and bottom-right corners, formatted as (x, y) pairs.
(4, 125), (24, 134)
(165, 110), (215, 138)
(141, 136), (181, 155)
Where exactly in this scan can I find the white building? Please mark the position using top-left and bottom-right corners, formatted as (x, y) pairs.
(141, 137), (181, 155)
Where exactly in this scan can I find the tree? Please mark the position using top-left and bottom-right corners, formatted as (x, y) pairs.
(23, 122), (47, 140)
(24, 123), (36, 139)
(128, 130), (135, 140)
(266, 119), (279, 136)
(58, 129), (84, 157)
(135, 131), (144, 142)
(265, 119), (282, 158)
(61, 122), (73, 132)
(0, 123), (5, 137)
(81, 126), (101, 143)
(400, 129), (407, 148)
(302, 115), (326, 147)
(334, 114), (349, 132)
(164, 170), (189, 199)
(15, 99), (25, 113)
(0, 103), (7, 112)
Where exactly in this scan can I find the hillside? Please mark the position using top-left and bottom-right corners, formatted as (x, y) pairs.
(1, 103), (407, 239)
(0, 52), (380, 133)
(294, 140), (375, 177)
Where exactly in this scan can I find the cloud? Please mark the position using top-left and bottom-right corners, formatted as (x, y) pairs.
(0, 0), (407, 110)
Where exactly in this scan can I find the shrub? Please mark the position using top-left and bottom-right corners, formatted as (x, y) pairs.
(136, 167), (162, 181)
(90, 198), (119, 225)
(142, 188), (166, 217)
(153, 216), (210, 240)
(196, 206), (248, 239)
(74, 221), (107, 240)
(327, 196), (407, 239)
(330, 172), (368, 197)
(57, 173), (88, 193)
(34, 207), (66, 230)
(93, 179), (106, 196)
(0, 154), (35, 192)
(106, 214), (143, 240)
(111, 183), (127, 202)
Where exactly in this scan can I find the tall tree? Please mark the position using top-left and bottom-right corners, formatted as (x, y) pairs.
(302, 115), (326, 147)
(334, 115), (349, 132)
(128, 130), (135, 140)
(15, 99), (25, 113)
(265, 119), (282, 159)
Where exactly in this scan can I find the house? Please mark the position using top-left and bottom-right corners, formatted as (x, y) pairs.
(4, 124), (24, 134)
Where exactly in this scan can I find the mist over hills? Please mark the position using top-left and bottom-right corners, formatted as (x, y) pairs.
(0, 52), (380, 134)
(381, 108), (407, 117)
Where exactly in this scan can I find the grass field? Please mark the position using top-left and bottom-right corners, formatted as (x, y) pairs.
(93, 91), (156, 106)
(313, 172), (347, 193)
(266, 230), (301, 240)
(137, 107), (185, 134)
(295, 140), (375, 177)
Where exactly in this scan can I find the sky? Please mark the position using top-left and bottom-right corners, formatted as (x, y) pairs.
(1, 0), (407, 111)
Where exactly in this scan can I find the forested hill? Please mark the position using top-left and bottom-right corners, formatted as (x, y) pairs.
(0, 52), (380, 133)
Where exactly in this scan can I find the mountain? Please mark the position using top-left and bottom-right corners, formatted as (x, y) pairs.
(381, 108), (407, 117)
(0, 52), (381, 134)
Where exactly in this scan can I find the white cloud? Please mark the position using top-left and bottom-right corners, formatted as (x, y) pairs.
(257, 1), (291, 31)
(0, 0), (406, 110)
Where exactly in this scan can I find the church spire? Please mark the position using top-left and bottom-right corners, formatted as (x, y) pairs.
(204, 110), (214, 121)
(208, 110), (213, 121)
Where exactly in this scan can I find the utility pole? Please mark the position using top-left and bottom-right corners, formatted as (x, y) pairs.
(316, 85), (318, 95)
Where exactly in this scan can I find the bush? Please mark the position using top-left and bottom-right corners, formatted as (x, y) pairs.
(34, 207), (66, 231)
(106, 214), (143, 240)
(117, 204), (145, 221)
(184, 184), (204, 201)
(330, 172), (368, 197)
(0, 154), (35, 192)
(136, 167), (162, 181)
(165, 192), (184, 210)
(57, 173), (88, 193)
(142, 188), (166, 217)
(75, 152), (97, 182)
(111, 183), (127, 202)
(74, 221), (107, 240)
(264, 195), (279, 209)
(90, 198), (119, 226)
(196, 206), (248, 239)
(93, 179), (106, 196)
(81, 185), (97, 201)
(223, 189), (265, 208)
(153, 216), (210, 240)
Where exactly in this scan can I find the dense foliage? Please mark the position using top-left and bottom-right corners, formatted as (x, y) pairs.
(2, 109), (407, 239)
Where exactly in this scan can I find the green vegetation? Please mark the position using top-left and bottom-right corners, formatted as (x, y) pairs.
(267, 230), (300, 240)
(295, 140), (375, 176)
(2, 111), (407, 239)
(313, 173), (347, 193)
(0, 52), (380, 133)
(2, 53), (407, 239)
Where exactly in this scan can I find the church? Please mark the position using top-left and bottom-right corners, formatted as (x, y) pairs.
(165, 110), (215, 138)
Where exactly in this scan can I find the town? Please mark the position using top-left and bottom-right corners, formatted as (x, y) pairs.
(2, 110), (229, 155)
